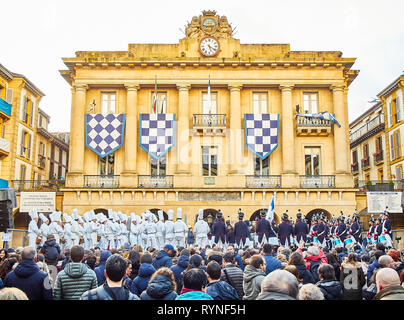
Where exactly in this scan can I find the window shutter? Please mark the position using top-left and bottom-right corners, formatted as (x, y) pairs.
(22, 97), (27, 122)
(20, 132), (25, 156)
(391, 134), (395, 160)
(389, 102), (393, 126)
(30, 101), (34, 126)
(27, 134), (32, 160)
(5, 88), (13, 105)
(397, 98), (401, 122)
(396, 131), (401, 158)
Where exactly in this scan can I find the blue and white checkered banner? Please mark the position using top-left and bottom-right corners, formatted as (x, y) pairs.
(86, 114), (126, 158)
(296, 112), (341, 127)
(244, 114), (279, 160)
(139, 113), (176, 159)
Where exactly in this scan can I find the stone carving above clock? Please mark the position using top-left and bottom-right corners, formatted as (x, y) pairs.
(185, 10), (233, 39)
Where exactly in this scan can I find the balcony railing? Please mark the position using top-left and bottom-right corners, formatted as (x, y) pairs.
(296, 115), (332, 136)
(351, 162), (359, 173)
(361, 158), (370, 170)
(373, 152), (384, 164)
(138, 175), (174, 188)
(296, 115), (332, 127)
(356, 180), (403, 192)
(0, 137), (10, 155)
(0, 98), (12, 117)
(38, 154), (46, 168)
(83, 175), (120, 188)
(246, 175), (281, 188)
(350, 113), (384, 144)
(193, 114), (226, 127)
(12, 179), (65, 192)
(300, 175), (335, 188)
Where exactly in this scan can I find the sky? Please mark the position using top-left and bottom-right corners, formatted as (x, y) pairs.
(1, 0), (403, 132)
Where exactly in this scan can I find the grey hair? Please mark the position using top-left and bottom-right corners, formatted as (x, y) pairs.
(307, 246), (319, 256)
(261, 269), (299, 299)
(298, 283), (325, 300)
(378, 255), (394, 267)
(21, 247), (37, 261)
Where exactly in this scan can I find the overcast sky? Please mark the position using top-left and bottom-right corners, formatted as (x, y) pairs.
(1, 0), (403, 131)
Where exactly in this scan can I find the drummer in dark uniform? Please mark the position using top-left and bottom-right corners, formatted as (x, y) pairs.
(211, 210), (228, 247)
(225, 220), (235, 247)
(234, 209), (249, 249)
(336, 214), (348, 242)
(293, 210), (309, 244)
(382, 211), (393, 247)
(255, 210), (271, 246)
(278, 212), (294, 247)
(349, 212), (362, 244)
(316, 214), (327, 247)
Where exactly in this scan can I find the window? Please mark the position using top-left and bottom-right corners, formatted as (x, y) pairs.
(151, 92), (167, 114)
(391, 134), (396, 160)
(363, 144), (369, 159)
(150, 155), (166, 175)
(352, 149), (358, 164)
(254, 154), (269, 175)
(378, 168), (384, 181)
(391, 130), (402, 160)
(202, 92), (217, 114)
(392, 98), (400, 125)
(396, 165), (403, 180)
(303, 92), (318, 114)
(101, 92), (116, 114)
(0, 117), (5, 139)
(38, 116), (42, 128)
(253, 92), (268, 114)
(305, 147), (320, 175)
(375, 136), (383, 153)
(99, 154), (114, 175)
(20, 165), (26, 181)
(202, 146), (218, 176)
(20, 131), (31, 159)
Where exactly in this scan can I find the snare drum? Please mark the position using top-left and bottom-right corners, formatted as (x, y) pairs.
(313, 237), (319, 244)
(344, 237), (353, 248)
(334, 238), (342, 247)
(378, 235), (387, 244)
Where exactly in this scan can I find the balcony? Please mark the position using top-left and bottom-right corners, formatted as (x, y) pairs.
(138, 175), (174, 188)
(84, 175), (120, 188)
(357, 180), (398, 192)
(12, 179), (65, 192)
(350, 114), (384, 148)
(0, 98), (11, 117)
(246, 175), (281, 188)
(351, 162), (359, 174)
(300, 175), (335, 188)
(373, 152), (384, 164)
(38, 154), (46, 168)
(0, 137), (10, 156)
(361, 158), (370, 170)
(192, 114), (226, 136)
(296, 115), (332, 136)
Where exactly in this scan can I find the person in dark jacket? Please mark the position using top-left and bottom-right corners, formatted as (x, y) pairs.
(262, 244), (282, 275)
(225, 221), (235, 247)
(325, 253), (340, 281)
(288, 252), (315, 284)
(4, 246), (52, 300)
(153, 244), (174, 270)
(130, 253), (156, 296)
(221, 252), (244, 299)
(293, 211), (309, 243)
(94, 250), (112, 286)
(81, 254), (139, 300)
(170, 249), (189, 294)
(367, 250), (384, 284)
(316, 263), (343, 300)
(234, 210), (249, 249)
(211, 211), (228, 247)
(340, 253), (366, 300)
(206, 261), (239, 300)
(53, 245), (98, 300)
(186, 227), (195, 247)
(140, 267), (178, 300)
(128, 250), (140, 280)
(257, 270), (299, 300)
(40, 235), (61, 266)
(255, 211), (272, 246)
(278, 212), (294, 246)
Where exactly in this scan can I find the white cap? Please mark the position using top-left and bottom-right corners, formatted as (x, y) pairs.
(63, 213), (72, 223)
(136, 215), (142, 224)
(108, 209), (114, 219)
(168, 209), (174, 221)
(158, 210), (164, 221)
(78, 216), (84, 224)
(39, 213), (48, 223)
(52, 211), (62, 222)
(130, 212), (137, 221)
(152, 213), (158, 222)
(198, 208), (204, 220)
(28, 208), (38, 220)
(177, 208), (182, 220)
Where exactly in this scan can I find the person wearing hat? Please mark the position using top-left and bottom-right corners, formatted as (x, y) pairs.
(89, 211), (100, 249)
(382, 210), (393, 248)
(156, 210), (166, 251)
(97, 214), (107, 250)
(63, 213), (73, 251)
(165, 210), (175, 247)
(349, 211), (362, 245)
(173, 208), (188, 249)
(105, 210), (117, 250)
(211, 210), (228, 249)
(293, 210), (309, 244)
(278, 211), (293, 247)
(234, 209), (249, 249)
(117, 212), (129, 249)
(365, 217), (376, 248)
(70, 210), (81, 246)
(49, 211), (64, 245)
(255, 209), (272, 247)
(316, 214), (327, 248)
(144, 211), (158, 250)
(225, 220), (235, 248)
(336, 214), (348, 243)
(375, 216), (383, 244)
(129, 213), (141, 247)
(39, 213), (50, 247)
(194, 209), (210, 249)
(28, 209), (40, 248)
(187, 226), (195, 248)
(153, 244), (174, 270)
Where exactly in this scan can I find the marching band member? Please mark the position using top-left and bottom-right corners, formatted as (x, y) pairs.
(255, 209), (271, 246)
(156, 210), (166, 250)
(293, 210), (309, 244)
(234, 209), (249, 249)
(105, 210), (116, 250)
(120, 212), (130, 249)
(173, 208), (188, 249)
(82, 212), (92, 250)
(316, 214), (327, 248)
(62, 213), (73, 250)
(336, 214), (348, 243)
(211, 210), (227, 249)
(78, 215), (85, 246)
(382, 211), (393, 248)
(225, 220), (235, 248)
(27, 209), (40, 248)
(140, 212), (148, 248)
(89, 211), (99, 249)
(112, 212), (121, 249)
(194, 208), (210, 249)
(349, 212), (362, 244)
(49, 211), (64, 244)
(39, 213), (50, 246)
(278, 212), (293, 247)
(375, 216), (383, 241)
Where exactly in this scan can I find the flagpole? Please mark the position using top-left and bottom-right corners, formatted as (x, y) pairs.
(154, 75), (157, 115)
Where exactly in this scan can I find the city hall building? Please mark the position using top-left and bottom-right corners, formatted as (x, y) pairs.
(60, 10), (359, 224)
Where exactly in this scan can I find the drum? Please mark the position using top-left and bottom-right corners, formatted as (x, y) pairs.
(36, 236), (42, 245)
(97, 235), (101, 242)
(378, 235), (387, 244)
(60, 237), (66, 244)
(344, 237), (353, 248)
(79, 237), (84, 244)
(313, 237), (318, 244)
(334, 238), (342, 247)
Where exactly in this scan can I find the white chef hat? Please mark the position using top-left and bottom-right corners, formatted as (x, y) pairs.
(53, 211), (62, 222)
(177, 208), (182, 220)
(167, 209), (174, 221)
(39, 213), (48, 223)
(158, 210), (164, 221)
(130, 212), (137, 221)
(198, 208), (204, 220)
(28, 208), (38, 220)
(63, 213), (72, 223)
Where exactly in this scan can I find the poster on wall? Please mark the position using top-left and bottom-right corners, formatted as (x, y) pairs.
(20, 192), (56, 213)
(367, 192), (403, 213)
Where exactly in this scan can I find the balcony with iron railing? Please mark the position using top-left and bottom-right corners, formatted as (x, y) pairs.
(138, 175), (174, 188)
(351, 162), (359, 174)
(192, 114), (226, 136)
(296, 115), (332, 136)
(350, 114), (384, 147)
(373, 151), (384, 164)
(361, 158), (370, 170)
(357, 180), (404, 192)
(0, 98), (12, 117)
(0, 137), (10, 156)
(83, 175), (120, 188)
(245, 175), (281, 188)
(300, 175), (335, 188)
(12, 179), (65, 192)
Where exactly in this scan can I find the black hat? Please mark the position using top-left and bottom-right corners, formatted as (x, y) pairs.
(260, 209), (267, 217)
(238, 209), (244, 219)
(216, 211), (223, 219)
(282, 212), (288, 221)
(296, 209), (302, 220)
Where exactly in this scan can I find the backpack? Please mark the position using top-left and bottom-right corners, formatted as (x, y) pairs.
(309, 261), (321, 283)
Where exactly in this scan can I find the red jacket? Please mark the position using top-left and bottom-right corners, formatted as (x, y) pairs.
(297, 248), (328, 269)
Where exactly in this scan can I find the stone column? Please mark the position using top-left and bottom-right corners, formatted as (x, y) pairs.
(120, 83), (139, 188)
(66, 84), (88, 188)
(229, 84), (243, 174)
(176, 83), (191, 174)
(280, 84), (298, 188)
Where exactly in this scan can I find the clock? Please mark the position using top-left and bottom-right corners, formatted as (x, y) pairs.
(199, 37), (220, 57)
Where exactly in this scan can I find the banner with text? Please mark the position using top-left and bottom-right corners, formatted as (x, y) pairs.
(367, 191), (403, 213)
(20, 192), (56, 213)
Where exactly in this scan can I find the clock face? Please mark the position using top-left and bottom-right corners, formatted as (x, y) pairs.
(199, 37), (219, 57)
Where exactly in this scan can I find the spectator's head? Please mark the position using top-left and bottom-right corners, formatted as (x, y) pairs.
(262, 244), (273, 255)
(223, 252), (235, 265)
(345, 252), (359, 265)
(307, 246), (319, 257)
(226, 246), (235, 255)
(206, 261), (222, 282)
(387, 249), (399, 262)
(260, 269), (299, 299)
(125, 259), (132, 276)
(70, 245), (85, 263)
(188, 254), (203, 269)
(0, 249), (8, 260)
(208, 252), (223, 266)
(46, 234), (55, 241)
(180, 249), (190, 257)
(21, 247), (36, 261)
(374, 250), (384, 262)
(163, 244), (175, 256)
(283, 265), (299, 281)
(149, 267), (177, 292)
(378, 255), (395, 269)
(140, 253), (153, 264)
(183, 268), (208, 291)
(376, 267), (401, 293)
(318, 263), (335, 281)
(85, 254), (97, 269)
(376, 243), (386, 252)
(0, 288), (28, 300)
(298, 283), (325, 300)
(249, 254), (265, 271)
(281, 247), (291, 260)
(105, 254), (128, 283)
(277, 253), (287, 264)
(360, 254), (370, 264)
(288, 252), (304, 266)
